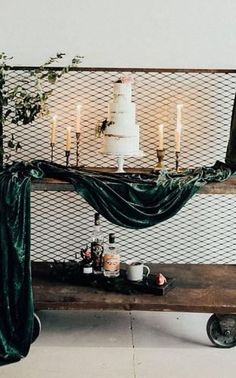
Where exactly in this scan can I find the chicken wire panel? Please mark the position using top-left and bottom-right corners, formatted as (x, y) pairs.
(4, 67), (236, 263)
(31, 191), (236, 264)
(3, 68), (236, 168)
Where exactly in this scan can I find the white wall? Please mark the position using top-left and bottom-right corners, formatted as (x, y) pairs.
(2, 0), (235, 264)
(1, 0), (236, 68)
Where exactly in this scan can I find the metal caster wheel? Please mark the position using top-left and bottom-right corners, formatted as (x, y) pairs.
(207, 314), (236, 348)
(32, 312), (41, 343)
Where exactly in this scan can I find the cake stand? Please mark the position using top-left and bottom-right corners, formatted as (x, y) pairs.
(108, 151), (144, 173)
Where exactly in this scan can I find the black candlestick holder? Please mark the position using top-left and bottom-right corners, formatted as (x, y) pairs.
(154, 149), (165, 171)
(50, 143), (55, 163)
(75, 132), (81, 167)
(65, 150), (70, 167)
(175, 151), (180, 172)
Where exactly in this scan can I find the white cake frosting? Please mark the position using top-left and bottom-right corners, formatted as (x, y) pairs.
(102, 80), (140, 155)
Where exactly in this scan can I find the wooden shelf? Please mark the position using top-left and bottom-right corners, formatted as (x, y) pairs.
(32, 262), (236, 313)
(32, 174), (236, 194)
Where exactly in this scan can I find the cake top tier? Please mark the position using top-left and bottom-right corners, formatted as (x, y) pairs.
(113, 80), (132, 103)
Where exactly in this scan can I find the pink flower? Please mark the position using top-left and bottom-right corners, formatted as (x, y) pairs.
(155, 273), (167, 286)
(121, 74), (134, 84)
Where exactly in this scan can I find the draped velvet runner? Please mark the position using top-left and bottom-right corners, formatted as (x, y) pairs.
(226, 92), (236, 170)
(0, 165), (34, 365)
(0, 158), (233, 364)
(34, 160), (232, 228)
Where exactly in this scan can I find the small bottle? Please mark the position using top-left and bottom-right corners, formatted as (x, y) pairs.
(82, 261), (94, 275)
(80, 245), (94, 276)
(91, 213), (104, 274)
(103, 233), (120, 278)
(82, 260), (94, 284)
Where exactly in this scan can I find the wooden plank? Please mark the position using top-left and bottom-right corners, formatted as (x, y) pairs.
(31, 175), (236, 194)
(32, 262), (236, 313)
(12, 66), (236, 74)
(32, 178), (73, 191)
(200, 176), (236, 194)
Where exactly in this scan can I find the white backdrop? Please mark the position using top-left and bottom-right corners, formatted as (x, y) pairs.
(1, 0), (236, 68)
(2, 1), (236, 264)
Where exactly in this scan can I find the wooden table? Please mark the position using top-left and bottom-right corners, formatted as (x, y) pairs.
(32, 262), (236, 314)
(31, 174), (236, 347)
(32, 175), (236, 194)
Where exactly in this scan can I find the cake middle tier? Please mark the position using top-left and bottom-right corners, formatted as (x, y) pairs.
(108, 102), (136, 127)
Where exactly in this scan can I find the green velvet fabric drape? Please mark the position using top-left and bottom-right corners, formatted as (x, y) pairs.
(226, 93), (236, 170)
(0, 163), (43, 365)
(34, 160), (232, 229)
(0, 159), (233, 365)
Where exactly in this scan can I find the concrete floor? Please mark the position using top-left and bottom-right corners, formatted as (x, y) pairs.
(1, 311), (235, 378)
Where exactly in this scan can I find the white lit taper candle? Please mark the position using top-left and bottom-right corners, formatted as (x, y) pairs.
(175, 128), (181, 152)
(175, 104), (183, 152)
(176, 104), (183, 127)
(158, 124), (164, 150)
(50, 115), (57, 144)
(76, 104), (82, 133)
(65, 126), (72, 151)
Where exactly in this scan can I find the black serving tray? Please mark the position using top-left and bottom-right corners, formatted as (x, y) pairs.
(126, 273), (176, 296)
(51, 262), (176, 296)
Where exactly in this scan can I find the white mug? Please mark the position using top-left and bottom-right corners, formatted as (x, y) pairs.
(126, 260), (150, 282)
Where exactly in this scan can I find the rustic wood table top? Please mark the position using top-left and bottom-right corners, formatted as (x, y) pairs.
(31, 169), (236, 194)
(32, 262), (236, 314)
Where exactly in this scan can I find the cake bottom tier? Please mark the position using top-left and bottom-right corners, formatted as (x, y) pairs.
(102, 134), (140, 155)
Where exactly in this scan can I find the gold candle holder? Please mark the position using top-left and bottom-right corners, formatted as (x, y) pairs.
(154, 149), (165, 171)
(75, 132), (81, 167)
(50, 143), (55, 163)
(65, 150), (70, 167)
(175, 151), (180, 172)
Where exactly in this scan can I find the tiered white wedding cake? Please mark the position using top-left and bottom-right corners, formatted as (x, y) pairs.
(102, 79), (140, 156)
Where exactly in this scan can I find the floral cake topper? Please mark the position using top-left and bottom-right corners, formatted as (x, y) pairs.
(116, 74), (134, 84)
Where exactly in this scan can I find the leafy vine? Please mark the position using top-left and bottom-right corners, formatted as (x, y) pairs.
(0, 52), (82, 165)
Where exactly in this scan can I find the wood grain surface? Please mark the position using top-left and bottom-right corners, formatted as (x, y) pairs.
(32, 262), (236, 313)
(32, 174), (236, 194)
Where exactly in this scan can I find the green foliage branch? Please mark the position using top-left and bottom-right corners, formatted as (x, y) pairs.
(0, 52), (82, 164)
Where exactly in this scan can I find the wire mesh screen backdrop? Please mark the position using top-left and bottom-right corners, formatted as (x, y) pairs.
(4, 67), (236, 263)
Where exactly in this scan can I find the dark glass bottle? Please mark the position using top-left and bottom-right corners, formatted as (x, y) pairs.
(91, 213), (104, 274)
